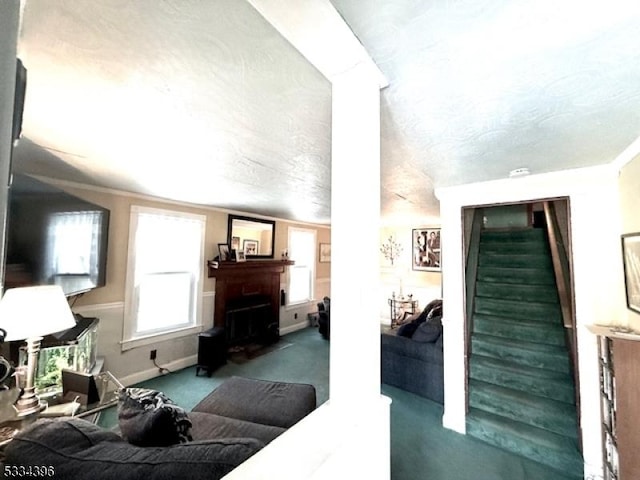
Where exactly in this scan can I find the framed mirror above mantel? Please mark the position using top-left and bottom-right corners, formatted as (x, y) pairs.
(227, 214), (276, 259)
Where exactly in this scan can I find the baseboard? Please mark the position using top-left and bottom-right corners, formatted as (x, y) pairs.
(119, 354), (198, 387)
(281, 320), (311, 336)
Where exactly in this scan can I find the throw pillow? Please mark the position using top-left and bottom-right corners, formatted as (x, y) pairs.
(411, 319), (442, 343)
(117, 388), (192, 447)
(427, 303), (443, 320)
(397, 311), (421, 326)
(397, 321), (419, 338)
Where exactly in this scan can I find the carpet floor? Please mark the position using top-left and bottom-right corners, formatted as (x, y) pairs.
(100, 327), (579, 479)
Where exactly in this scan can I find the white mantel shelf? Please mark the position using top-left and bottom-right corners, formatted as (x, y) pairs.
(586, 324), (640, 341)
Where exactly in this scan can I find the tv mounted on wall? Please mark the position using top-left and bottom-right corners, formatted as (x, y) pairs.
(4, 174), (110, 297)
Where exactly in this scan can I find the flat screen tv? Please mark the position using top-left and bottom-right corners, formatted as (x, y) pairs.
(4, 174), (109, 297)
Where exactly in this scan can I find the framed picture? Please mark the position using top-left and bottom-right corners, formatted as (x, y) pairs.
(243, 239), (259, 255)
(231, 236), (240, 251)
(218, 243), (231, 261)
(319, 243), (331, 263)
(412, 228), (441, 271)
(236, 250), (246, 262)
(622, 233), (640, 314)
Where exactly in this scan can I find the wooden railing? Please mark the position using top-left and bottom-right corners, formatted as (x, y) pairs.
(543, 201), (581, 447)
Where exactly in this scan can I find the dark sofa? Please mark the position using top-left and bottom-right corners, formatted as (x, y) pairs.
(4, 376), (316, 479)
(381, 300), (444, 403)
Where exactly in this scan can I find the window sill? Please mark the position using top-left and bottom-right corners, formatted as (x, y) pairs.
(121, 325), (204, 352)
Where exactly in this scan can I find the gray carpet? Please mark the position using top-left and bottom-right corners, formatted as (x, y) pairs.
(100, 327), (578, 479)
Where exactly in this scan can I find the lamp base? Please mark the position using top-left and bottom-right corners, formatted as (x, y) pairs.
(14, 391), (46, 417)
(14, 336), (46, 417)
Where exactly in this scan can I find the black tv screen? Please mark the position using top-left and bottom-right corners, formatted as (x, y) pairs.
(4, 174), (109, 297)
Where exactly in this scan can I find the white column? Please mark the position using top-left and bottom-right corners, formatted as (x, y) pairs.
(330, 62), (382, 408)
(0, 0), (21, 292)
(224, 62), (391, 480)
(328, 61), (390, 479)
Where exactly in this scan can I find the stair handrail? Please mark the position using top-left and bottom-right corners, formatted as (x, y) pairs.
(543, 201), (582, 448)
(542, 202), (574, 330)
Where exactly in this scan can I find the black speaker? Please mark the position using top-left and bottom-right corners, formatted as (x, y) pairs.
(12, 58), (27, 144)
(196, 327), (226, 377)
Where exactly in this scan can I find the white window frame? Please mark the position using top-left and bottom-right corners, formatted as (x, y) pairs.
(122, 206), (206, 351)
(287, 227), (317, 307)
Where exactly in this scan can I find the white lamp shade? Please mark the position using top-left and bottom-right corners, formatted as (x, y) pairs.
(0, 285), (76, 341)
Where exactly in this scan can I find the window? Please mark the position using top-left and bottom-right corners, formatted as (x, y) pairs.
(123, 206), (206, 350)
(287, 227), (316, 305)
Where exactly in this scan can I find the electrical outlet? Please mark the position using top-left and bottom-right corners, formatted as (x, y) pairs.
(150, 349), (157, 360)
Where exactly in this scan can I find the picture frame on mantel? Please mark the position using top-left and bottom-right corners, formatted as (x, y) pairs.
(622, 232), (640, 314)
(218, 243), (231, 262)
(412, 228), (441, 272)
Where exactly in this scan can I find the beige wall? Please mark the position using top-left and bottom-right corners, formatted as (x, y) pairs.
(45, 181), (329, 383)
(619, 153), (640, 329)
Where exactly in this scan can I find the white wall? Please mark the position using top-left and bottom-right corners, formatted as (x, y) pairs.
(436, 164), (625, 479)
(618, 153), (640, 331)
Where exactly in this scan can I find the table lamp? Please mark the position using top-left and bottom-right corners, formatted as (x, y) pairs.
(0, 285), (76, 416)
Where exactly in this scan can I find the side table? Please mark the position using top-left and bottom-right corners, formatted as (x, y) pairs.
(41, 370), (123, 423)
(0, 388), (38, 449)
(388, 296), (419, 328)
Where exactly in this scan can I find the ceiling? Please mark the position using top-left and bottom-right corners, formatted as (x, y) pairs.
(12, 0), (640, 225)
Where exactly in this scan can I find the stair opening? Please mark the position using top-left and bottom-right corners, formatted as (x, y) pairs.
(462, 198), (583, 478)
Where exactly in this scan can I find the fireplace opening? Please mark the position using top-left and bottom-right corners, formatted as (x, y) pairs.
(225, 294), (276, 347)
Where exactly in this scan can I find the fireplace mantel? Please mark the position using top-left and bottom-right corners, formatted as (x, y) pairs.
(207, 259), (294, 347)
(207, 259), (294, 278)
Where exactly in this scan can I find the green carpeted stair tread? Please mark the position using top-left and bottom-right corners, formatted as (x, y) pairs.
(478, 252), (553, 269)
(474, 297), (562, 323)
(476, 266), (556, 286)
(469, 354), (576, 404)
(471, 333), (571, 373)
(475, 281), (559, 304)
(466, 408), (583, 479)
(468, 379), (578, 438)
(472, 313), (565, 346)
(480, 228), (547, 243)
(479, 241), (549, 255)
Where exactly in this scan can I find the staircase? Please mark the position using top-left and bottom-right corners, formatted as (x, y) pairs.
(466, 228), (583, 478)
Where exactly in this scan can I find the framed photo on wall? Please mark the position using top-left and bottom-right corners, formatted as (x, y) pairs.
(412, 228), (441, 271)
(319, 243), (331, 263)
(622, 233), (640, 314)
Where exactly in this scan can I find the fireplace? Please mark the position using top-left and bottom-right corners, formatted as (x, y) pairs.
(207, 260), (293, 349)
(225, 294), (274, 346)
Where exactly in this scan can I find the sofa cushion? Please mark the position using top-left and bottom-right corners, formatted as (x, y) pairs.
(192, 376), (316, 429)
(381, 332), (443, 364)
(396, 321), (418, 337)
(411, 319), (442, 343)
(117, 388), (192, 447)
(5, 418), (262, 480)
(189, 411), (285, 445)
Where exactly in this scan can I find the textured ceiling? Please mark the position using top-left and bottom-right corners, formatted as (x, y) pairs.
(12, 0), (640, 225)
